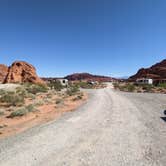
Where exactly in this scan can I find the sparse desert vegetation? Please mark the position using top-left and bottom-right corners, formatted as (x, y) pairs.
(113, 82), (166, 93)
(0, 82), (87, 138)
(71, 81), (107, 89)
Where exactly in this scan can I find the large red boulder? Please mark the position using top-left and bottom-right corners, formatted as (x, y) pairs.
(4, 61), (45, 84)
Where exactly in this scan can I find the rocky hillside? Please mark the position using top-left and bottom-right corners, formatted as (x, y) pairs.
(65, 73), (115, 82)
(0, 64), (8, 83)
(129, 59), (166, 80)
(0, 61), (45, 84)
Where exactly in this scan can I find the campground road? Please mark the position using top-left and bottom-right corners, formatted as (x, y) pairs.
(0, 86), (166, 166)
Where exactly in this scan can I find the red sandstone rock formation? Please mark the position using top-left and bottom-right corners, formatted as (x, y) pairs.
(4, 61), (45, 84)
(129, 59), (166, 80)
(0, 64), (8, 83)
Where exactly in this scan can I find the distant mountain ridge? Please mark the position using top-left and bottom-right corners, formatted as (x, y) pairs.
(64, 73), (116, 82)
(129, 59), (166, 80)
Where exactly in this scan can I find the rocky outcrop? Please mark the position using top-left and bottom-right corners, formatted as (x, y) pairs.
(0, 64), (8, 83)
(65, 73), (115, 82)
(4, 61), (45, 84)
(129, 59), (166, 80)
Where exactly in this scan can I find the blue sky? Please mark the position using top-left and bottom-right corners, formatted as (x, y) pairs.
(0, 0), (166, 77)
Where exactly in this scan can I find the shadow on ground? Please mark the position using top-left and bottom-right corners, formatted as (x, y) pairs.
(161, 110), (166, 122)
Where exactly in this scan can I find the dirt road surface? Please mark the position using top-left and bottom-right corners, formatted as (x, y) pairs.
(0, 85), (166, 166)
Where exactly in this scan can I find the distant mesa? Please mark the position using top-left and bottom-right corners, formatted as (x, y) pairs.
(0, 61), (45, 84)
(129, 59), (166, 80)
(64, 73), (116, 82)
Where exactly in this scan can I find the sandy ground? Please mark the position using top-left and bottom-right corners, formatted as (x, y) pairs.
(0, 86), (166, 166)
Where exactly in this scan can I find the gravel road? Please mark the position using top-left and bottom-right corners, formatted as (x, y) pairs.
(0, 86), (166, 166)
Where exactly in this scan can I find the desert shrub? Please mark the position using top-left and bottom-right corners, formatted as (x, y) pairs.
(141, 84), (153, 92)
(113, 82), (123, 89)
(26, 93), (36, 99)
(126, 84), (135, 92)
(157, 83), (166, 88)
(66, 85), (80, 96)
(0, 92), (25, 106)
(74, 82), (93, 89)
(34, 101), (44, 106)
(25, 84), (48, 94)
(16, 87), (28, 97)
(48, 81), (64, 91)
(72, 95), (83, 101)
(55, 98), (64, 105)
(115, 83), (135, 92)
(7, 108), (27, 118)
(0, 111), (4, 116)
(26, 104), (35, 112)
(0, 90), (6, 96)
(56, 99), (62, 104)
(7, 104), (38, 118)
(47, 93), (53, 98)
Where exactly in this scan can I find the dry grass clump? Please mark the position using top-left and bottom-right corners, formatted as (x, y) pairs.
(0, 91), (25, 106)
(7, 104), (38, 118)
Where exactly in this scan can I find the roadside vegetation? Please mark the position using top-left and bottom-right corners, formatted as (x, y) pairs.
(71, 81), (107, 89)
(0, 82), (86, 120)
(0, 81), (87, 137)
(113, 82), (166, 93)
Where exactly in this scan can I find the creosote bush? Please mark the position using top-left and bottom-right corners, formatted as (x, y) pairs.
(0, 92), (25, 106)
(7, 104), (38, 118)
(25, 83), (48, 94)
(66, 85), (80, 96)
(48, 81), (64, 91)
(7, 108), (27, 118)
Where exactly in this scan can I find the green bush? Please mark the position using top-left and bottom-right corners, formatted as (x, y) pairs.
(48, 81), (64, 91)
(26, 104), (35, 112)
(0, 90), (6, 96)
(34, 101), (44, 107)
(25, 84), (48, 94)
(74, 82), (93, 89)
(0, 92), (25, 106)
(7, 108), (27, 118)
(0, 111), (4, 116)
(157, 83), (166, 88)
(126, 84), (135, 92)
(66, 85), (80, 96)
(141, 84), (153, 92)
(116, 83), (135, 92)
(16, 87), (28, 97)
(113, 83), (120, 89)
(7, 104), (38, 118)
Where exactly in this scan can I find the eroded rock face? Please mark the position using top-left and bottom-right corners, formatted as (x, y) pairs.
(4, 61), (45, 84)
(129, 59), (166, 80)
(0, 64), (8, 83)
